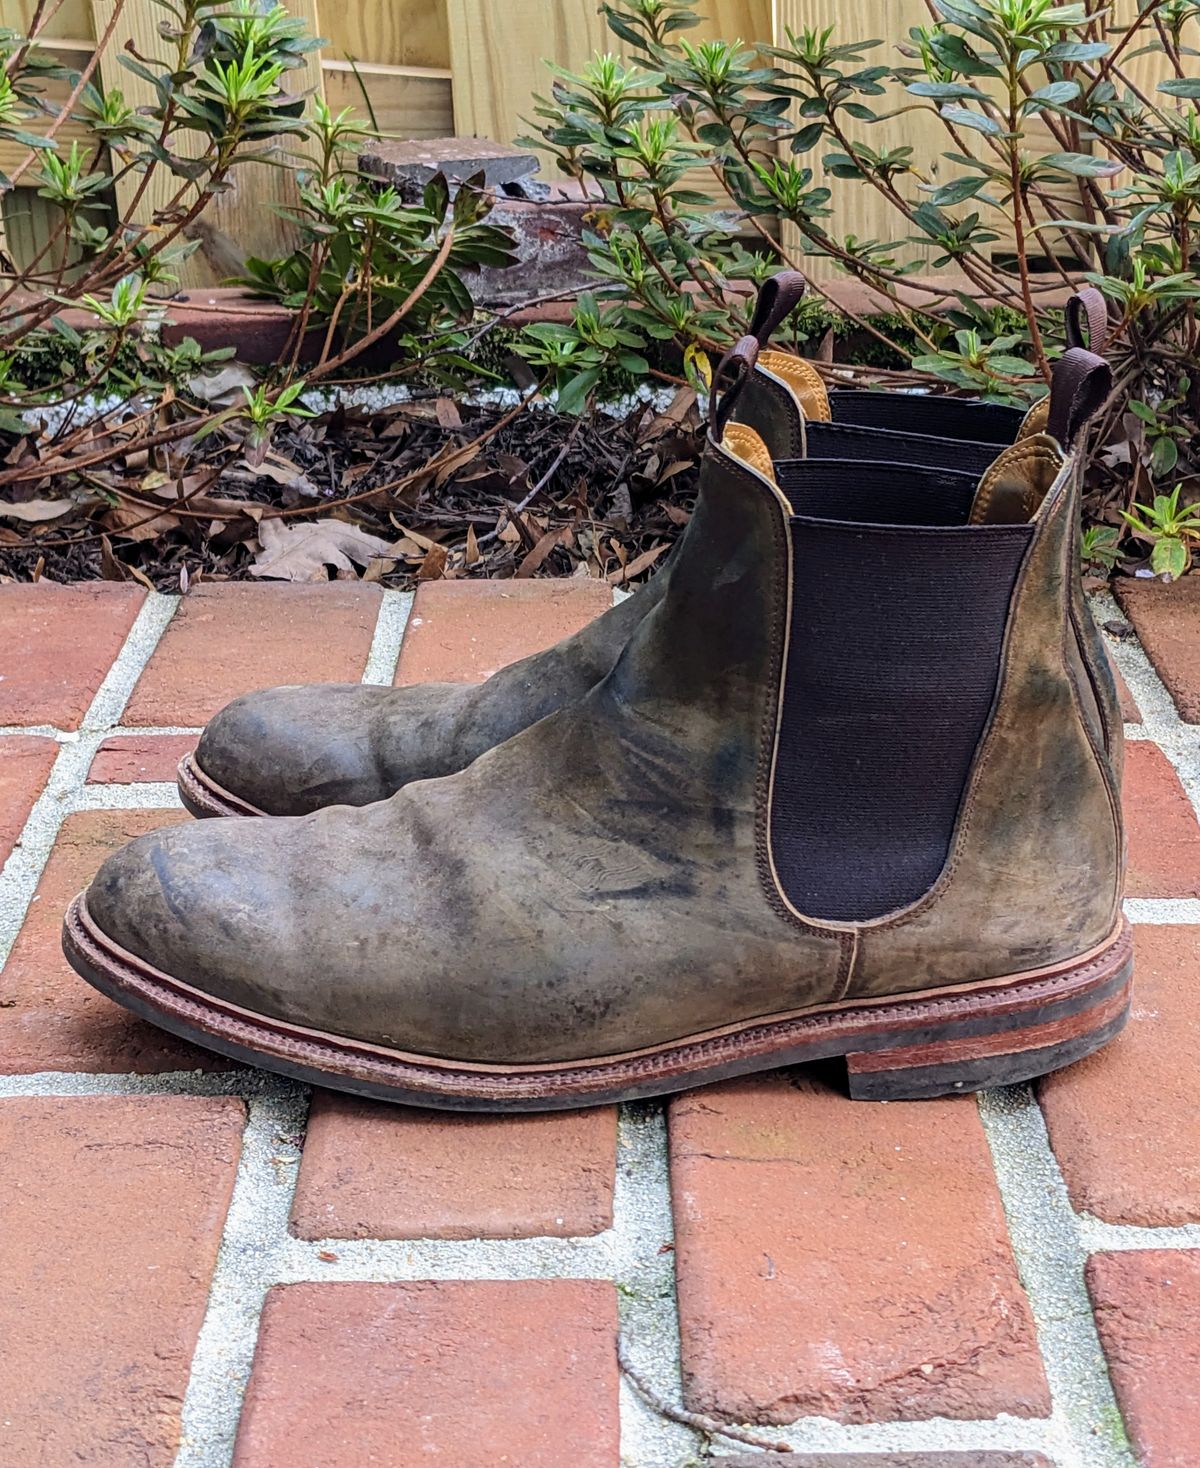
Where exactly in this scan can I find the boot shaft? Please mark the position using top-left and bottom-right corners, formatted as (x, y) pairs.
(626, 333), (1123, 987)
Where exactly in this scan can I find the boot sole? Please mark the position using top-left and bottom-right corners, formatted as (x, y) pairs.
(177, 753), (265, 820)
(62, 892), (1132, 1110)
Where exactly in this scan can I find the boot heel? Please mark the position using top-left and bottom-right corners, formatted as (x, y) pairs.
(842, 942), (1133, 1101)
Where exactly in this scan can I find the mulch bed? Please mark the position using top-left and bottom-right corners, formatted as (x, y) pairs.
(0, 392), (704, 591)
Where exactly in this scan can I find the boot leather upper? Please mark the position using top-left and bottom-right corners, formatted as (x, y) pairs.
(193, 584), (656, 814)
(86, 418), (1124, 1065)
(189, 366), (799, 817)
(90, 442), (845, 1062)
(192, 363), (1045, 820)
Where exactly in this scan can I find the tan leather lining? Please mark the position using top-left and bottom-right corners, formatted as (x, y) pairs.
(1017, 396), (1051, 441)
(722, 421), (778, 484)
(970, 437), (1065, 525)
(758, 348), (831, 422)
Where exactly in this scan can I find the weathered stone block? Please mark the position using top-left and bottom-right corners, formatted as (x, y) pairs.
(360, 136), (539, 197)
(468, 197), (596, 307)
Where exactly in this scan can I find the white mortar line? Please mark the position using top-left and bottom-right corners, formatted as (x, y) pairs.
(0, 724), (77, 740)
(174, 1083), (310, 1468)
(0, 1068), (265, 1097)
(96, 724), (205, 736)
(81, 593), (180, 729)
(360, 588), (413, 685)
(609, 1102), (698, 1468)
(693, 1411), (1059, 1459)
(1123, 897), (1200, 924)
(978, 1085), (1135, 1468)
(0, 723), (202, 741)
(0, 592), (177, 967)
(1077, 1217), (1200, 1253)
(68, 781), (183, 811)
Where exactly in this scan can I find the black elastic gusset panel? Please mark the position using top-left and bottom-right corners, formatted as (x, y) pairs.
(831, 389), (1025, 445)
(777, 458), (980, 526)
(770, 517), (1033, 922)
(801, 421), (999, 478)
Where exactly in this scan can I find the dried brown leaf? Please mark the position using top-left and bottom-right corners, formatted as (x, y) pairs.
(102, 501), (182, 542)
(187, 363), (256, 406)
(435, 397), (463, 430)
(247, 455), (320, 497)
(606, 542), (668, 585)
(417, 542), (449, 581)
(516, 526), (566, 578)
(249, 517), (395, 583)
(0, 497), (86, 523)
(99, 534), (129, 582)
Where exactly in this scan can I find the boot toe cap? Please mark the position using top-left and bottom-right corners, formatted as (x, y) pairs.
(75, 807), (432, 1044)
(84, 822), (242, 994)
(195, 684), (399, 815)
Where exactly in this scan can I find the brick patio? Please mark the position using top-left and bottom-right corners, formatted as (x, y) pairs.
(1, 577), (1198, 1468)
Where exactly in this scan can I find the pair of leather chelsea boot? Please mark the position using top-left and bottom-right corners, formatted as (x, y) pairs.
(63, 275), (1130, 1111)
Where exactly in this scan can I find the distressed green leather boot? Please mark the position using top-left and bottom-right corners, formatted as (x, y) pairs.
(178, 272), (1034, 821)
(65, 337), (1128, 1109)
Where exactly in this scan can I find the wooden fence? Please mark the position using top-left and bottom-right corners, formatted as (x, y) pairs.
(0, 0), (1192, 283)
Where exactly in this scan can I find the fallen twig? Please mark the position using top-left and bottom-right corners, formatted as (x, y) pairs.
(616, 1336), (794, 1454)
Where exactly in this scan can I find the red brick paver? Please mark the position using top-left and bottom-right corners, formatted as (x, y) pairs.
(88, 732), (199, 784)
(1115, 579), (1200, 722)
(0, 735), (57, 866)
(291, 1091), (616, 1239)
(1039, 926), (1200, 1226)
(233, 1281), (619, 1468)
(123, 583), (380, 726)
(0, 582), (144, 728)
(1112, 662), (1141, 723)
(0, 1095), (244, 1467)
(396, 578), (612, 685)
(670, 1075), (1049, 1425)
(0, 808), (208, 1074)
(1087, 1250), (1200, 1468)
(1122, 742), (1200, 898)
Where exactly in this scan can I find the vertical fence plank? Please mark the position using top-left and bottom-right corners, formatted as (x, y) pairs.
(446, 0), (611, 169)
(772, 0), (942, 276)
(85, 0), (324, 287)
(1110, 0), (1199, 94)
(319, 0), (450, 69)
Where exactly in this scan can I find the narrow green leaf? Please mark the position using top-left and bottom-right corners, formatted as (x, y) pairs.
(926, 175), (987, 205)
(939, 105), (1003, 136)
(1041, 151), (1123, 178)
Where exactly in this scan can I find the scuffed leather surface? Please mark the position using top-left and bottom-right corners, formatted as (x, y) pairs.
(88, 446), (845, 1063)
(87, 426), (1122, 1060)
(193, 365), (793, 816)
(194, 583), (658, 816)
(849, 435), (1123, 994)
(738, 365), (806, 458)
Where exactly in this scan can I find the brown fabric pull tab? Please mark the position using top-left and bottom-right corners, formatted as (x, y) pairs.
(748, 271), (807, 349)
(710, 335), (760, 437)
(1046, 346), (1112, 448)
(1064, 287), (1110, 354)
